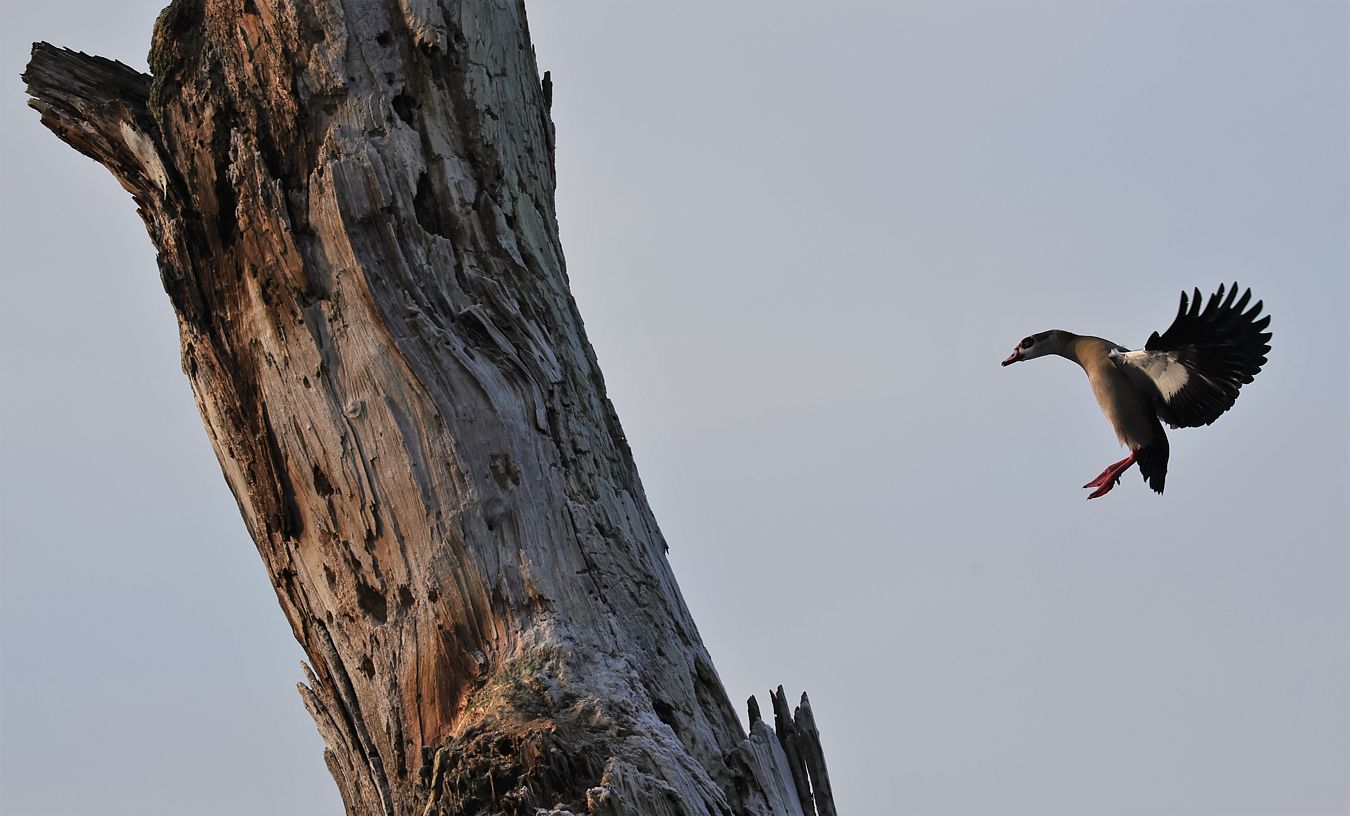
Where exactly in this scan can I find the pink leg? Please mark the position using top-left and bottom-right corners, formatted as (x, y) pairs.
(1083, 452), (1136, 499)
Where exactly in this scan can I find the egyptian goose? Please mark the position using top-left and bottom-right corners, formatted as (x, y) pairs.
(1002, 283), (1271, 498)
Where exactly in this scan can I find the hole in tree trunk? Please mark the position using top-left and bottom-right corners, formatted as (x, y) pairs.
(356, 582), (388, 623)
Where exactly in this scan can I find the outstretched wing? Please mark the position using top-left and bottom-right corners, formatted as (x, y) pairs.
(1115, 283), (1271, 428)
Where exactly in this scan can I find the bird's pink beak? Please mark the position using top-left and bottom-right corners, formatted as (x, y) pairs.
(1001, 349), (1022, 367)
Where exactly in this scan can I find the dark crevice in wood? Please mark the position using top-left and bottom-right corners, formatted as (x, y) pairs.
(260, 408), (305, 539)
(356, 580), (389, 624)
(392, 91), (418, 126)
(313, 464), (336, 498)
(210, 101), (239, 248)
(413, 171), (452, 239)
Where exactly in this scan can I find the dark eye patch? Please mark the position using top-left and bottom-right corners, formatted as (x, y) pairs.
(1019, 336), (1034, 349)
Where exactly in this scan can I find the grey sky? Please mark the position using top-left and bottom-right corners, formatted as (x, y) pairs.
(2, 2), (1347, 815)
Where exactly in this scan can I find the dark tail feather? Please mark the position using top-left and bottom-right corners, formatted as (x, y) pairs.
(1136, 423), (1170, 494)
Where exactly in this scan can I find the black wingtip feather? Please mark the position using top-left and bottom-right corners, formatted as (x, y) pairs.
(1143, 283), (1271, 429)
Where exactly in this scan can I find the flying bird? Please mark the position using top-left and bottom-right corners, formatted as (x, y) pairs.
(1001, 283), (1271, 498)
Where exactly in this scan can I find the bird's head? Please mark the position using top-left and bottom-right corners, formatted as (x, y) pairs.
(1002, 329), (1072, 366)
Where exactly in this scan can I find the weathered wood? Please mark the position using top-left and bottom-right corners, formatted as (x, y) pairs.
(23, 2), (836, 813)
(792, 693), (836, 816)
(765, 688), (836, 816)
(737, 698), (806, 816)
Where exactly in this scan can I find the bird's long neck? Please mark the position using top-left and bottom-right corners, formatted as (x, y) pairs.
(1062, 335), (1121, 375)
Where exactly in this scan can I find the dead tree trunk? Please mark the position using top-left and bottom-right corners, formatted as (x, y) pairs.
(24, 2), (834, 814)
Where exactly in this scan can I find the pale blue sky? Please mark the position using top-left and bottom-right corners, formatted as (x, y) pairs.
(2, 2), (1347, 814)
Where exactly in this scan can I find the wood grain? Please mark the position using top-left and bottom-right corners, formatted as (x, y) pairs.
(24, 2), (837, 813)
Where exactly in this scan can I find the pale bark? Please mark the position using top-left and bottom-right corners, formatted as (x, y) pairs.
(23, 2), (836, 813)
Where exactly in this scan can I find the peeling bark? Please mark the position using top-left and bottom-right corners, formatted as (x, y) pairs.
(23, 2), (837, 814)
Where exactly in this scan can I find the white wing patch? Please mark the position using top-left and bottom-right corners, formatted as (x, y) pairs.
(1117, 349), (1190, 401)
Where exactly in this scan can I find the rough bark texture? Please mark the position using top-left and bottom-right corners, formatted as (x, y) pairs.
(24, 2), (836, 815)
